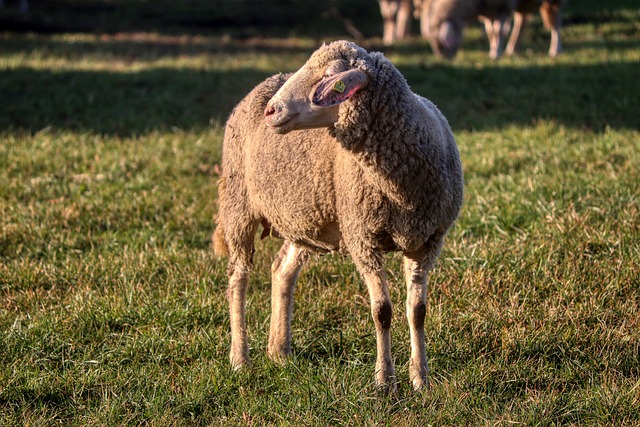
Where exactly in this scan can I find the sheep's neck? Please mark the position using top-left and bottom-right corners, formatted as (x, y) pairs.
(334, 81), (435, 210)
(350, 134), (434, 211)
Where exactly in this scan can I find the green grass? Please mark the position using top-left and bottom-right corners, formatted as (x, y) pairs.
(1, 1), (639, 425)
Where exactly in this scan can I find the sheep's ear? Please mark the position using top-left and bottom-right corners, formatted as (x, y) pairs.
(312, 69), (369, 107)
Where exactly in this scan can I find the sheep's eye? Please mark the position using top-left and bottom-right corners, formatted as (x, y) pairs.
(324, 61), (346, 77)
(323, 67), (337, 77)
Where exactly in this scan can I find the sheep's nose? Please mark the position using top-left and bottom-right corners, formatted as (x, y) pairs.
(264, 102), (279, 118)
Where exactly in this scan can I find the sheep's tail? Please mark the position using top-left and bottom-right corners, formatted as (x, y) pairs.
(212, 176), (229, 257)
(212, 224), (229, 257)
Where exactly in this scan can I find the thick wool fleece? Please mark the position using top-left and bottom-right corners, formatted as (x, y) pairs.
(216, 41), (464, 390)
(216, 41), (463, 276)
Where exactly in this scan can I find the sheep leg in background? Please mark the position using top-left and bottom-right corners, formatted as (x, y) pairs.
(354, 255), (396, 391)
(226, 222), (259, 369)
(380, 0), (400, 45)
(505, 10), (527, 56)
(482, 16), (506, 59)
(395, 0), (413, 41)
(414, 0), (429, 39)
(540, 1), (562, 57)
(380, 0), (413, 45)
(268, 241), (308, 363)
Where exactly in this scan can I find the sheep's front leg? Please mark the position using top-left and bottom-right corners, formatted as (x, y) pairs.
(404, 236), (444, 390)
(404, 255), (430, 391)
(268, 241), (308, 363)
(483, 17), (505, 59)
(355, 257), (395, 392)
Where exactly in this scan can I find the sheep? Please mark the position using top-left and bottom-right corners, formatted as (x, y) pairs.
(415, 0), (563, 58)
(379, 0), (413, 45)
(213, 40), (463, 391)
(414, 0), (517, 58)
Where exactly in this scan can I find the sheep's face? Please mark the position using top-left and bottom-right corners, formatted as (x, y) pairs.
(264, 43), (369, 135)
(429, 20), (462, 58)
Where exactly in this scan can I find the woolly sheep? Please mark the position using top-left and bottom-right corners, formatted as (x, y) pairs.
(213, 40), (463, 391)
(416, 0), (563, 58)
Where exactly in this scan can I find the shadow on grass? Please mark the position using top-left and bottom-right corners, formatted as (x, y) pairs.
(0, 66), (271, 135)
(1, 58), (637, 135)
(0, 0), (383, 39)
(404, 60), (638, 132)
(0, 33), (317, 60)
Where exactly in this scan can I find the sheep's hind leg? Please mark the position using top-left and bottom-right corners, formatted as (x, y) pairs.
(404, 235), (444, 391)
(505, 11), (527, 56)
(226, 222), (259, 370)
(541, 2), (562, 57)
(268, 241), (308, 363)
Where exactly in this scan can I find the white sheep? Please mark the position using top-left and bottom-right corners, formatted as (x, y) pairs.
(213, 40), (464, 391)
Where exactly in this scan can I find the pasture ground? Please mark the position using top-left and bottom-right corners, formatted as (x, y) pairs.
(1, 1), (638, 425)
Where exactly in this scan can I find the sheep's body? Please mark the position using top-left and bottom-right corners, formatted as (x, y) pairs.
(215, 41), (463, 391)
(416, 0), (563, 58)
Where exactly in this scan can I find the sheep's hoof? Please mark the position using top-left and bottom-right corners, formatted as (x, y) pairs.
(411, 376), (431, 392)
(267, 348), (291, 366)
(375, 378), (398, 394)
(410, 361), (430, 391)
(375, 371), (398, 394)
(230, 352), (251, 371)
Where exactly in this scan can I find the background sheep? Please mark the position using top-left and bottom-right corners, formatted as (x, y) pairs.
(416, 0), (564, 58)
(213, 40), (463, 391)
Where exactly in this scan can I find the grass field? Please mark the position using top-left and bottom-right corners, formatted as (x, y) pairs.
(1, 1), (639, 425)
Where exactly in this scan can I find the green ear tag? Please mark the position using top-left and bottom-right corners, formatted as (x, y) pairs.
(333, 80), (346, 93)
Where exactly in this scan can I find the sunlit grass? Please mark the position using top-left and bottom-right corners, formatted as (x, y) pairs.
(1, 2), (639, 425)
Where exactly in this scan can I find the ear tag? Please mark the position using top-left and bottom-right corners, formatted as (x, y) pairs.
(332, 80), (346, 93)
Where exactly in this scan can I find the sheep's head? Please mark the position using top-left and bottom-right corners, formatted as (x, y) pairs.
(428, 20), (462, 58)
(426, 1), (464, 59)
(264, 41), (370, 135)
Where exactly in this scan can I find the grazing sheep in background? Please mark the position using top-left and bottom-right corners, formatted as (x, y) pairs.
(379, 0), (413, 45)
(414, 0), (517, 58)
(415, 0), (564, 58)
(213, 40), (463, 391)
